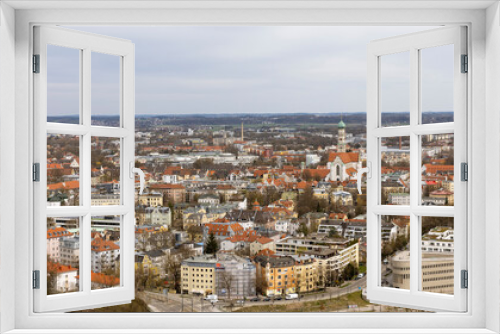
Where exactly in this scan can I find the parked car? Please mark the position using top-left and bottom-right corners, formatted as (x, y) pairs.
(274, 296), (282, 301)
(250, 297), (260, 302)
(263, 297), (271, 302)
(204, 294), (218, 302)
(286, 293), (298, 300)
(357, 273), (366, 280)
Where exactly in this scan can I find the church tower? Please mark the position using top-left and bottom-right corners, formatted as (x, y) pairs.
(337, 118), (346, 153)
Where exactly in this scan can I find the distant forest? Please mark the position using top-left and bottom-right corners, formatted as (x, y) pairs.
(47, 112), (453, 127)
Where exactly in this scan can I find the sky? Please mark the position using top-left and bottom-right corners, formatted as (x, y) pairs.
(47, 25), (453, 116)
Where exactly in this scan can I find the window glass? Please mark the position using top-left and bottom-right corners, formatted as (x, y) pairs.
(91, 52), (121, 127)
(91, 217), (121, 290)
(47, 45), (81, 124)
(47, 134), (80, 206)
(421, 45), (454, 124)
(91, 137), (121, 206)
(47, 217), (81, 295)
(420, 217), (454, 295)
(380, 52), (410, 127)
(421, 133), (454, 206)
(380, 215), (410, 290)
(381, 136), (410, 205)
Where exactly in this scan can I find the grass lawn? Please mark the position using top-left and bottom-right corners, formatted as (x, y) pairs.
(234, 291), (370, 313)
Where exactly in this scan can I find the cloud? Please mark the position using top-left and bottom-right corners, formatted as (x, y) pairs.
(48, 25), (444, 115)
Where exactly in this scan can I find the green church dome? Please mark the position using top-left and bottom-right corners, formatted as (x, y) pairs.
(338, 120), (346, 128)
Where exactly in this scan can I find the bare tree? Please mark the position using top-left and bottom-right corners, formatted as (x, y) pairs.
(219, 270), (235, 300)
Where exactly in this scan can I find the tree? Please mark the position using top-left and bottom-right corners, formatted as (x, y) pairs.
(193, 158), (214, 170)
(205, 232), (219, 254)
(219, 270), (234, 300)
(328, 228), (340, 239)
(342, 262), (359, 281)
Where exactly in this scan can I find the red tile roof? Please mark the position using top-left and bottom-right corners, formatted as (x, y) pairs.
(91, 238), (119, 252)
(47, 262), (78, 274)
(328, 152), (359, 164)
(47, 227), (73, 239)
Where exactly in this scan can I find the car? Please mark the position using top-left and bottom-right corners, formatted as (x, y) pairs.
(357, 273), (365, 279)
(274, 296), (282, 301)
(262, 297), (271, 302)
(250, 297), (260, 302)
(285, 293), (298, 300)
(204, 294), (218, 302)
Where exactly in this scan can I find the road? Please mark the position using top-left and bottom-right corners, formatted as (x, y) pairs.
(137, 277), (367, 312)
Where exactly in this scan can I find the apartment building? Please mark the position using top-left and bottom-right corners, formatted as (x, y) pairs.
(91, 237), (120, 274)
(388, 193), (410, 206)
(216, 254), (256, 299)
(90, 194), (120, 206)
(47, 262), (78, 294)
(138, 192), (163, 207)
(181, 255), (218, 295)
(46, 226), (73, 262)
(291, 254), (317, 293)
(253, 255), (296, 296)
(59, 237), (80, 269)
(149, 183), (186, 204)
(391, 250), (454, 294)
(145, 206), (172, 227)
(275, 236), (351, 255)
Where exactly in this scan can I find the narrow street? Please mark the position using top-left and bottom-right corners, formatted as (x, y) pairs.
(138, 277), (366, 312)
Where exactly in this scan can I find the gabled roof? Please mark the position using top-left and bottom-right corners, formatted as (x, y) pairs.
(328, 152), (359, 164)
(91, 238), (119, 252)
(47, 227), (73, 239)
(47, 262), (78, 274)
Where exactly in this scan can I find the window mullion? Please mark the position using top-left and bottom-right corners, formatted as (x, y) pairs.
(409, 46), (420, 294)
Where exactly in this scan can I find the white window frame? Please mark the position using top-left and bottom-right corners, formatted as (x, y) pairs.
(32, 25), (136, 312)
(366, 26), (467, 312)
(1, 2), (499, 333)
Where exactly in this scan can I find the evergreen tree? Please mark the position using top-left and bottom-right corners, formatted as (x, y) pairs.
(205, 232), (219, 254)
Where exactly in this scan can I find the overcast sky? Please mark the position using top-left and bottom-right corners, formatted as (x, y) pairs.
(48, 26), (452, 116)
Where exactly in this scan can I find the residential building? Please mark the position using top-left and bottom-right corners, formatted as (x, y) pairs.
(391, 250), (454, 294)
(149, 183), (186, 204)
(249, 236), (275, 256)
(91, 237), (120, 274)
(388, 193), (410, 206)
(138, 192), (163, 207)
(181, 255), (218, 295)
(145, 206), (172, 227)
(253, 255), (296, 296)
(91, 194), (120, 206)
(59, 237), (80, 269)
(47, 226), (73, 262)
(216, 254), (256, 299)
(47, 262), (78, 294)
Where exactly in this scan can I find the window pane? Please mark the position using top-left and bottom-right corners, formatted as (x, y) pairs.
(381, 136), (410, 205)
(381, 215), (410, 290)
(47, 134), (80, 206)
(91, 216), (121, 290)
(47, 217), (80, 295)
(421, 133), (454, 206)
(380, 51), (410, 127)
(47, 45), (80, 124)
(91, 52), (121, 127)
(91, 137), (121, 206)
(421, 45), (454, 124)
(420, 217), (454, 295)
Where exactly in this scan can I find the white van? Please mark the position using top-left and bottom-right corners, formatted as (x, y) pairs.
(204, 294), (218, 302)
(286, 293), (298, 300)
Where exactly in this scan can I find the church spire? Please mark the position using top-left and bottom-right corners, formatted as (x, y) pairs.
(338, 114), (346, 153)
